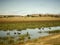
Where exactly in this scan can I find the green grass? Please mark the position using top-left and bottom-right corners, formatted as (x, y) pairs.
(0, 21), (60, 30)
(48, 30), (60, 34)
(0, 32), (30, 45)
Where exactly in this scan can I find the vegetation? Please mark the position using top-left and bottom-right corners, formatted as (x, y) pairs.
(0, 14), (60, 18)
(0, 21), (60, 30)
(0, 32), (30, 45)
(48, 30), (60, 34)
(0, 14), (60, 45)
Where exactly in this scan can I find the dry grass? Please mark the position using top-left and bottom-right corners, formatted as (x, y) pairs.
(23, 34), (60, 45)
(0, 17), (60, 22)
(0, 34), (60, 45)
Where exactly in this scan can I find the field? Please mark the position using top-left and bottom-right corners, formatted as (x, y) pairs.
(0, 16), (60, 30)
(0, 17), (60, 22)
(0, 21), (60, 30)
(0, 16), (60, 45)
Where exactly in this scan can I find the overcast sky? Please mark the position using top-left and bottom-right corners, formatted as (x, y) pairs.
(0, 0), (60, 15)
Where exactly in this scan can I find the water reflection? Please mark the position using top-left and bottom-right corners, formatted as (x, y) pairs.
(0, 26), (60, 45)
(0, 26), (60, 39)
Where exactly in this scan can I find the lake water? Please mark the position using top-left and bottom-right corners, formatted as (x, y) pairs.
(0, 26), (60, 39)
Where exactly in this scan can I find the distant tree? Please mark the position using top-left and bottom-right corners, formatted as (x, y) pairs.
(27, 15), (30, 17)
(4, 16), (6, 18)
(54, 15), (59, 17)
(39, 14), (41, 17)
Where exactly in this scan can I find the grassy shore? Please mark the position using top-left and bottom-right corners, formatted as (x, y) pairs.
(23, 33), (60, 45)
(0, 31), (60, 45)
(48, 30), (60, 34)
(0, 20), (60, 30)
(0, 16), (60, 30)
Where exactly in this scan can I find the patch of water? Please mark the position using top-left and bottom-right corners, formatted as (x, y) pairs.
(0, 26), (60, 39)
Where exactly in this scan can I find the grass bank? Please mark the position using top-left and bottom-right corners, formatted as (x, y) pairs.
(24, 33), (60, 45)
(0, 21), (60, 30)
(48, 30), (60, 34)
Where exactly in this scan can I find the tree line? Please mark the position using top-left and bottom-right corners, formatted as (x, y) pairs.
(0, 14), (60, 18)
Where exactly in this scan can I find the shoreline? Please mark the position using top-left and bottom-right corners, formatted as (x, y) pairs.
(24, 33), (60, 45)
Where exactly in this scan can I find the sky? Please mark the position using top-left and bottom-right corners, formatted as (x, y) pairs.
(0, 0), (60, 15)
